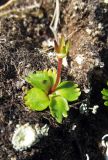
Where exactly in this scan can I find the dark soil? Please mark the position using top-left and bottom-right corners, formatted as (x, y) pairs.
(0, 0), (108, 160)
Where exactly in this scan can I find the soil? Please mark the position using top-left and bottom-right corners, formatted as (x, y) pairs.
(0, 0), (108, 160)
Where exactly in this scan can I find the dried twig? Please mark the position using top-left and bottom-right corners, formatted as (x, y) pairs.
(50, 0), (60, 43)
(0, 0), (16, 11)
(0, 3), (41, 18)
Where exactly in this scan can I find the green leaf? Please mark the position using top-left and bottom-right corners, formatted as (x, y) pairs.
(65, 41), (70, 54)
(55, 81), (81, 102)
(101, 83), (108, 106)
(24, 88), (49, 111)
(102, 96), (108, 100)
(44, 68), (57, 87)
(104, 101), (108, 106)
(101, 89), (108, 96)
(55, 35), (70, 58)
(25, 71), (51, 93)
(49, 95), (69, 123)
(60, 35), (65, 52)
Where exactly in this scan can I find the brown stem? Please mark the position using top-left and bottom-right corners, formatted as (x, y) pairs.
(50, 58), (62, 93)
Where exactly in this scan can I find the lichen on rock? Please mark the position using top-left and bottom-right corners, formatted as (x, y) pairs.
(12, 123), (49, 151)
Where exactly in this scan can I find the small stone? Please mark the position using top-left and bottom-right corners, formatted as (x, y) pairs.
(26, 64), (31, 68)
(74, 5), (78, 10)
(94, 30), (100, 36)
(1, 129), (4, 133)
(94, 58), (100, 66)
(80, 103), (88, 114)
(89, 21), (93, 25)
(8, 120), (13, 125)
(11, 157), (16, 160)
(42, 39), (54, 48)
(42, 41), (48, 47)
(80, 2), (85, 10)
(86, 28), (92, 35)
(98, 23), (103, 29)
(75, 54), (84, 65)
(104, 0), (108, 4)
(47, 39), (54, 47)
(62, 57), (68, 67)
(72, 124), (77, 131)
(16, 80), (25, 89)
(83, 87), (90, 94)
(99, 62), (104, 68)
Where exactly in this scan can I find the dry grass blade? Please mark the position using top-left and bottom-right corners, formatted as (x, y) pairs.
(0, 0), (16, 11)
(0, 0), (41, 18)
(50, 0), (60, 43)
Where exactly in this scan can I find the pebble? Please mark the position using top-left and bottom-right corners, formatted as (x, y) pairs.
(72, 124), (77, 131)
(11, 157), (16, 160)
(75, 54), (84, 65)
(79, 103), (88, 114)
(104, 0), (108, 4)
(83, 87), (90, 94)
(98, 23), (103, 30)
(86, 28), (92, 35)
(99, 62), (104, 68)
(8, 120), (13, 125)
(94, 58), (100, 66)
(62, 57), (68, 67)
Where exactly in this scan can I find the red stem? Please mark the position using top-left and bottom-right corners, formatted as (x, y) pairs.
(50, 58), (62, 93)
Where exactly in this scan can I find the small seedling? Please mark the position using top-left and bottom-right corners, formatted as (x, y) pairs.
(101, 82), (108, 106)
(24, 36), (81, 123)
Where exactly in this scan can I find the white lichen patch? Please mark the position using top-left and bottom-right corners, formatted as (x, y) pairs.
(35, 124), (49, 138)
(75, 54), (84, 65)
(98, 23), (103, 30)
(104, 0), (108, 4)
(11, 157), (16, 160)
(92, 105), (99, 114)
(90, 105), (99, 114)
(85, 154), (90, 160)
(79, 103), (88, 114)
(83, 87), (90, 94)
(12, 123), (49, 151)
(102, 134), (108, 160)
(105, 142), (108, 160)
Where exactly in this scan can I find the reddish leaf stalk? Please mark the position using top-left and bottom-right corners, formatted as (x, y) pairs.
(50, 58), (62, 93)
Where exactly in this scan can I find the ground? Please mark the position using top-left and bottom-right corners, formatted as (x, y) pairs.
(0, 0), (108, 160)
